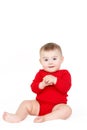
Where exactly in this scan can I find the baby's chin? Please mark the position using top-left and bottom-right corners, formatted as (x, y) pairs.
(44, 68), (58, 73)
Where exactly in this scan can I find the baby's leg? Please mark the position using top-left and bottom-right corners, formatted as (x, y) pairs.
(34, 104), (72, 123)
(3, 100), (40, 123)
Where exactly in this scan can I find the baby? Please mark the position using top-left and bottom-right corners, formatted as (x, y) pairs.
(3, 42), (72, 123)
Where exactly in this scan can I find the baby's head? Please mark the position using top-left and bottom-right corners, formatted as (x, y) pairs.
(39, 43), (64, 72)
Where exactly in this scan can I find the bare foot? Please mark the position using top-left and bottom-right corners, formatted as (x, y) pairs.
(3, 112), (21, 123)
(34, 116), (45, 123)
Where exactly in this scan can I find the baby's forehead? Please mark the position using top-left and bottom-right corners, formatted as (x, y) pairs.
(40, 49), (60, 57)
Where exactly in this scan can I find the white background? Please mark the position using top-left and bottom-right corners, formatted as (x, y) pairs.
(0, 0), (87, 129)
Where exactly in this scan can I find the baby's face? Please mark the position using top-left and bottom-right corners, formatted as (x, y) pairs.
(40, 49), (64, 72)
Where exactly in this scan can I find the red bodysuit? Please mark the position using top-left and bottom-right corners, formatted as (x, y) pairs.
(31, 69), (71, 116)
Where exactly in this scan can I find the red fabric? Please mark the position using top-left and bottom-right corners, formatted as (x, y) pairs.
(31, 69), (71, 104)
(38, 102), (56, 116)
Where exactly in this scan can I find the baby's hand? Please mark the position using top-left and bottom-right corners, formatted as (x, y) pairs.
(39, 80), (48, 89)
(43, 75), (57, 86)
(39, 75), (57, 89)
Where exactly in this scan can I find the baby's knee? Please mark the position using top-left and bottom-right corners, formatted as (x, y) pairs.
(21, 100), (31, 106)
(64, 105), (72, 119)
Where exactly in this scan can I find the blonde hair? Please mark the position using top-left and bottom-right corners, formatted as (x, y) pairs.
(40, 42), (63, 56)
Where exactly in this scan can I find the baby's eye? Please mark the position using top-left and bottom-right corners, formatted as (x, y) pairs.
(53, 57), (57, 60)
(44, 58), (48, 61)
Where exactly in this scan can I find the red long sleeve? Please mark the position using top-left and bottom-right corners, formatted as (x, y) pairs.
(54, 70), (71, 94)
(30, 69), (71, 104)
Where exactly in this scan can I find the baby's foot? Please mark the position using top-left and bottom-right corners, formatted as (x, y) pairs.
(34, 116), (45, 123)
(3, 112), (21, 123)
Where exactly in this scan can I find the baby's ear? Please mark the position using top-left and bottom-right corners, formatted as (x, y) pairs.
(61, 56), (64, 62)
(39, 58), (41, 64)
(62, 56), (64, 60)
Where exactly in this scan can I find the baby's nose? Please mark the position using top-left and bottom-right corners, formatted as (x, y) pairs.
(48, 59), (53, 64)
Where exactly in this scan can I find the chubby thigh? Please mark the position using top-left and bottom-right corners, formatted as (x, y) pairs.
(28, 100), (72, 118)
(26, 100), (40, 116)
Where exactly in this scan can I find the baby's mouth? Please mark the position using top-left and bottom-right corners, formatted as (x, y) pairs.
(48, 66), (54, 68)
